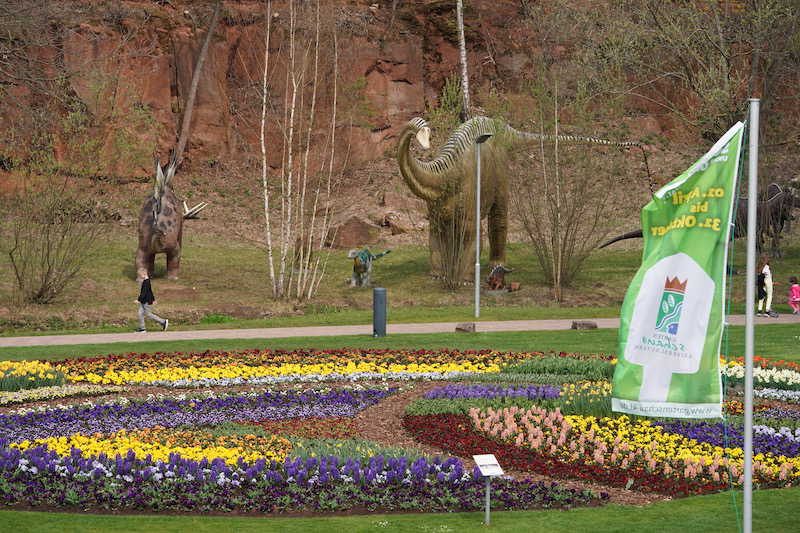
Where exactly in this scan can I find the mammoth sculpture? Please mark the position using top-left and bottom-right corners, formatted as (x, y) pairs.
(135, 152), (208, 280)
(398, 116), (642, 280)
(599, 182), (800, 257)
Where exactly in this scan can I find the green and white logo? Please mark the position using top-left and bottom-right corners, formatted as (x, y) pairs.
(655, 277), (687, 335)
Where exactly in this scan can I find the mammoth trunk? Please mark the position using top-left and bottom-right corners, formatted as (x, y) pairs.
(397, 130), (444, 203)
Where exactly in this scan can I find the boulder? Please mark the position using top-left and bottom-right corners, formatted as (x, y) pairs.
(455, 322), (476, 333)
(388, 220), (408, 235)
(571, 320), (598, 330)
(328, 216), (380, 248)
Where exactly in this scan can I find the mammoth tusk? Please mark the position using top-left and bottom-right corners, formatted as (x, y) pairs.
(416, 127), (431, 150)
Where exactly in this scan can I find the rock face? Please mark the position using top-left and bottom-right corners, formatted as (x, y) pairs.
(0, 1), (537, 178)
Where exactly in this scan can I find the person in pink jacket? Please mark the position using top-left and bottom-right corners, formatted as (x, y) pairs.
(789, 276), (800, 315)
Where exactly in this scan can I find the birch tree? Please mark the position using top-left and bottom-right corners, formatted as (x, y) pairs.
(259, 0), (343, 300)
(456, 0), (471, 121)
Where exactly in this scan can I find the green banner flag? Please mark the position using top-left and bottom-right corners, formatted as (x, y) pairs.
(612, 122), (745, 419)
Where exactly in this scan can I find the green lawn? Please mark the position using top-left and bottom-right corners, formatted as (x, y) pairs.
(0, 303), (624, 338)
(1, 487), (796, 532)
(4, 231), (798, 337)
(1, 324), (796, 362)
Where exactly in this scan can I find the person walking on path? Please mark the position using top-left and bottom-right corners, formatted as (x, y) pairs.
(788, 276), (800, 315)
(757, 254), (779, 318)
(136, 272), (169, 332)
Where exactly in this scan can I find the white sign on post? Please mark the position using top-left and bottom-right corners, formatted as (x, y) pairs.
(473, 454), (503, 477)
(473, 454), (503, 526)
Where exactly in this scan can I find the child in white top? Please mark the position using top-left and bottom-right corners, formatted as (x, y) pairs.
(757, 254), (778, 318)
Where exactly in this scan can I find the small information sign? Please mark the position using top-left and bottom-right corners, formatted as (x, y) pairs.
(472, 454), (504, 477)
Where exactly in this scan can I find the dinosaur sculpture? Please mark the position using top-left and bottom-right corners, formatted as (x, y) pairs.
(347, 248), (391, 287)
(135, 152), (208, 280)
(486, 264), (513, 290)
(599, 182), (799, 257)
(397, 116), (643, 280)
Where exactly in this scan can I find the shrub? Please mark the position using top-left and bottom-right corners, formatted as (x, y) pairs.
(200, 314), (235, 324)
(502, 356), (614, 380)
(5, 178), (108, 304)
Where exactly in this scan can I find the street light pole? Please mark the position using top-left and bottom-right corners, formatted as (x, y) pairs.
(474, 133), (493, 319)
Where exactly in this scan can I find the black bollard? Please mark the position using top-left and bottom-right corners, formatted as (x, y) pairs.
(373, 287), (387, 337)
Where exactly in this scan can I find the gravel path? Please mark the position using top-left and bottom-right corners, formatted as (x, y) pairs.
(1, 314), (789, 347)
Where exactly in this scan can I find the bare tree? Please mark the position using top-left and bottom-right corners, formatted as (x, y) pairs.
(260, 0), (344, 300)
(510, 78), (647, 301)
(5, 176), (109, 304)
(456, 0), (471, 121)
(175, 0), (222, 165)
(560, 0), (800, 142)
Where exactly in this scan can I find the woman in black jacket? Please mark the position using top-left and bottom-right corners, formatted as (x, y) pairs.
(136, 274), (169, 332)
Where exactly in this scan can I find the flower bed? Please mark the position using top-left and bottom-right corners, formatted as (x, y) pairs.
(0, 361), (64, 391)
(0, 384), (125, 406)
(0, 444), (604, 512)
(0, 389), (395, 442)
(52, 349), (530, 387)
(722, 359), (800, 391)
(423, 384), (562, 400)
(242, 417), (359, 440)
(404, 378), (800, 496)
(403, 413), (725, 496)
(7, 347), (798, 513)
(0, 380), (607, 513)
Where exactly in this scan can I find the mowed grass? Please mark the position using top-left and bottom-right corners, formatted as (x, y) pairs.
(3, 229), (800, 336)
(1, 487), (797, 532)
(0, 230), (638, 335)
(0, 324), (795, 362)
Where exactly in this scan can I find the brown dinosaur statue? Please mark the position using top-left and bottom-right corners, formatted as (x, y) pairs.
(135, 152), (208, 280)
(599, 182), (800, 257)
(397, 116), (642, 280)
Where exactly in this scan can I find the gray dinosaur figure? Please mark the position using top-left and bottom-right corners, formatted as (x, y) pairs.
(347, 248), (391, 287)
(397, 116), (643, 280)
(599, 182), (800, 257)
(486, 264), (513, 290)
(135, 152), (208, 280)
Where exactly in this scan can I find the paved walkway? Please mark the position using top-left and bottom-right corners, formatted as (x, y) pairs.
(0, 314), (796, 348)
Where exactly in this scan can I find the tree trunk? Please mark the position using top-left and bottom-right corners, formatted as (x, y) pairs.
(175, 0), (222, 165)
(456, 0), (470, 121)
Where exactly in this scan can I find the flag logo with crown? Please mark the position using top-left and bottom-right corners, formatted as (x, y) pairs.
(655, 276), (687, 335)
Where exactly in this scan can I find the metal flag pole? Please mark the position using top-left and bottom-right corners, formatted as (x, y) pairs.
(474, 133), (493, 319)
(743, 98), (759, 533)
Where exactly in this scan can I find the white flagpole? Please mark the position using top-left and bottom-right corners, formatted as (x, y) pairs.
(743, 98), (759, 533)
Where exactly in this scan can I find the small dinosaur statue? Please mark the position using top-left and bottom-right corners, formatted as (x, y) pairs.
(486, 264), (513, 290)
(347, 248), (391, 287)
